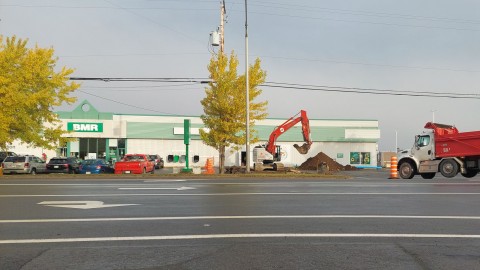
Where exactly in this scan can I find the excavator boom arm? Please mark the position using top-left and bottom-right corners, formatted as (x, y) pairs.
(265, 110), (312, 155)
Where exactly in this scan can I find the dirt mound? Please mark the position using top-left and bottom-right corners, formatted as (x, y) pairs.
(298, 152), (356, 171)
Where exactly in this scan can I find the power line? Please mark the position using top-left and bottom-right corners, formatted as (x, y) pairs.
(243, 1), (480, 25)
(4, 2), (479, 32)
(259, 55), (480, 73)
(5, 2), (478, 26)
(59, 52), (207, 58)
(70, 77), (480, 100)
(262, 82), (480, 100)
(68, 78), (479, 115)
(244, 10), (480, 32)
(77, 90), (182, 115)
(69, 77), (210, 83)
(80, 83), (198, 90)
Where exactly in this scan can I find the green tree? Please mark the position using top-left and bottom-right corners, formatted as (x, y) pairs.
(0, 36), (79, 151)
(200, 52), (268, 173)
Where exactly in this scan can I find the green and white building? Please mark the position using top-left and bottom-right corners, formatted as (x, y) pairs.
(11, 100), (381, 168)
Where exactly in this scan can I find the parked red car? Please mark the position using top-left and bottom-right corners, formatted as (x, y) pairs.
(114, 154), (155, 174)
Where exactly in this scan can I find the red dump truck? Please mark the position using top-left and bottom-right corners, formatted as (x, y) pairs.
(114, 154), (155, 174)
(397, 122), (480, 179)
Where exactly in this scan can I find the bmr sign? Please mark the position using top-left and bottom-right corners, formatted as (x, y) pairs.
(67, 122), (104, 133)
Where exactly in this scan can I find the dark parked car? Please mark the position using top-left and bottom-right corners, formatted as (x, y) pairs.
(46, 157), (82, 174)
(148, 154), (164, 169)
(79, 159), (114, 174)
(0, 151), (16, 163)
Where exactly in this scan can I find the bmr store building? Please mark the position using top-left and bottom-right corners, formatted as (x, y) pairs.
(51, 100), (380, 168)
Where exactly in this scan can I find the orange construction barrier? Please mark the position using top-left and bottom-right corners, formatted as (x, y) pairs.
(203, 158), (215, 174)
(389, 156), (399, 179)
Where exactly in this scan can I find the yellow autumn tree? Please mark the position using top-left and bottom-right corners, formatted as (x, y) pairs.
(0, 36), (79, 151)
(200, 52), (268, 173)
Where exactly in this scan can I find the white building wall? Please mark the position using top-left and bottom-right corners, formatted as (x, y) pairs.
(126, 138), (378, 169)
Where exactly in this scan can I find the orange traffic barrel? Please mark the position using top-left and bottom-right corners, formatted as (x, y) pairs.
(389, 156), (399, 179)
(203, 158), (215, 174)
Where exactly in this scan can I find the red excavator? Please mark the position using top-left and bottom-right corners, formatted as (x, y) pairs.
(253, 110), (312, 171)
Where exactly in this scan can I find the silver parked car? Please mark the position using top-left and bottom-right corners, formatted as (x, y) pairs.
(1, 155), (47, 175)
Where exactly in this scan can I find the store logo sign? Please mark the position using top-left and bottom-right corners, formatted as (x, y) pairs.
(67, 122), (103, 132)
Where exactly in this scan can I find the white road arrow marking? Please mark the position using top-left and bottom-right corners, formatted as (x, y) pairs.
(118, 186), (196, 191)
(38, 201), (139, 209)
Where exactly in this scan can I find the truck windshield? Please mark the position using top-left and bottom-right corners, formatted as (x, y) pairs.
(416, 135), (430, 147)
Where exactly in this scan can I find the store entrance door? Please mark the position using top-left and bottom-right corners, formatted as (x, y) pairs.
(79, 138), (107, 160)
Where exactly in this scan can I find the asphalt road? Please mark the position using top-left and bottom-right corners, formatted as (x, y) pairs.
(1, 171), (480, 269)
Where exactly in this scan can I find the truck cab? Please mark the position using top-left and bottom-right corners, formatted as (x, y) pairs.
(412, 132), (435, 161)
(398, 131), (439, 179)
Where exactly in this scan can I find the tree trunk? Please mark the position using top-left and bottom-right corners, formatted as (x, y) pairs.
(219, 145), (226, 174)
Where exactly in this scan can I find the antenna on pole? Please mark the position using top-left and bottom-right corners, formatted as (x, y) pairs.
(209, 0), (226, 54)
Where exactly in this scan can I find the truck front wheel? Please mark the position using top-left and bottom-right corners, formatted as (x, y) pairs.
(399, 162), (415, 179)
(439, 159), (459, 178)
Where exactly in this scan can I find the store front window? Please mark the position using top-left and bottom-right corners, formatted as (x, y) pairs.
(350, 152), (371, 165)
(79, 138), (107, 160)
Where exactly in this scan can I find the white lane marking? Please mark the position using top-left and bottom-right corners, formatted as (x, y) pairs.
(144, 180), (187, 182)
(3, 233), (480, 244)
(196, 182), (480, 186)
(118, 186), (196, 190)
(2, 182), (480, 186)
(38, 201), (139, 209)
(2, 192), (480, 198)
(3, 215), (480, 223)
(0, 183), (189, 186)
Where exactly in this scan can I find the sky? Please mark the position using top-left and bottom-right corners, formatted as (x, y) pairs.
(1, 0), (479, 151)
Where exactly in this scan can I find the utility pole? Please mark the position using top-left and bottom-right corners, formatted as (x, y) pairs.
(245, 0), (250, 172)
(220, 0), (226, 53)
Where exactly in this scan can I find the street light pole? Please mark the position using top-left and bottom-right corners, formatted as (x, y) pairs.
(395, 130), (398, 152)
(245, 0), (250, 172)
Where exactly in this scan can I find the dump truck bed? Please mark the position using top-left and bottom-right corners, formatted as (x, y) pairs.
(434, 130), (480, 158)
(425, 122), (480, 158)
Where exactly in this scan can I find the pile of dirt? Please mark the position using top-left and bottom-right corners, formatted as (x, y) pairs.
(298, 152), (356, 171)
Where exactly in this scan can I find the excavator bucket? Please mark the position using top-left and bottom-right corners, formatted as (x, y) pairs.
(293, 143), (311, 154)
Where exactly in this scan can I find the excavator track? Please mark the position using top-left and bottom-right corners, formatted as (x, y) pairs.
(273, 162), (285, 171)
(254, 162), (264, 172)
